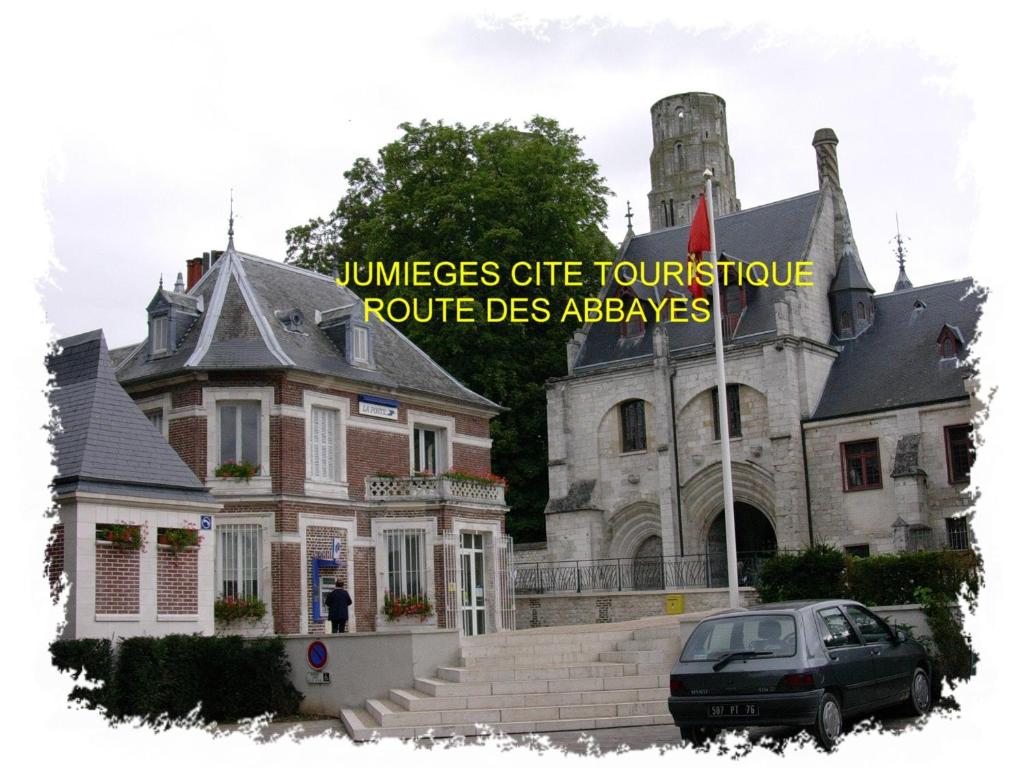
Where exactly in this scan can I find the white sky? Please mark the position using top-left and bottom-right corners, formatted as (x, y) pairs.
(39, 4), (975, 348)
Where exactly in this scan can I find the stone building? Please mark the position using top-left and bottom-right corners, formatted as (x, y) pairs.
(102, 230), (512, 636)
(530, 94), (981, 577)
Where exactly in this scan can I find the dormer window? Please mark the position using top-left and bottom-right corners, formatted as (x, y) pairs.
(618, 288), (644, 339)
(151, 315), (169, 355)
(937, 324), (963, 359)
(353, 326), (369, 364)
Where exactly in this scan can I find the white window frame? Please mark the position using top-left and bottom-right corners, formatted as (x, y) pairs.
(217, 401), (262, 465)
(352, 325), (369, 364)
(303, 391), (349, 498)
(372, 517), (436, 625)
(151, 315), (170, 355)
(135, 393), (171, 440)
(203, 387), (273, 493)
(215, 523), (264, 601)
(408, 410), (454, 475)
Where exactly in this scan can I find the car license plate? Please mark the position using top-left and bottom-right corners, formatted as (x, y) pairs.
(707, 703), (759, 717)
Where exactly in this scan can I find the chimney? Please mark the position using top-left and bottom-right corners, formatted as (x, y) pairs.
(186, 257), (204, 291)
(812, 128), (840, 189)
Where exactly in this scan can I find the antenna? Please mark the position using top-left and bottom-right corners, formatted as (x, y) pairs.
(228, 188), (235, 248)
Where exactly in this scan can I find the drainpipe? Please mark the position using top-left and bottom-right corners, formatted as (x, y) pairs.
(670, 368), (685, 555)
(800, 419), (815, 545)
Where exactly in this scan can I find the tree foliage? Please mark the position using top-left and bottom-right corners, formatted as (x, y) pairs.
(286, 117), (617, 540)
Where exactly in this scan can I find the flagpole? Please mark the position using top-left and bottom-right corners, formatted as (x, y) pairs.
(704, 168), (740, 609)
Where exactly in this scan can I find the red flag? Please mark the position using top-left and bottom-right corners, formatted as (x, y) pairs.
(687, 194), (711, 299)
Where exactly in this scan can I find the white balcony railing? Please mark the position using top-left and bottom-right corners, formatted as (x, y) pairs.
(365, 475), (505, 506)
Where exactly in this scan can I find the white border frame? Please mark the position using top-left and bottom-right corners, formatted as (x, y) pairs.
(371, 516), (437, 627)
(302, 390), (350, 498)
(135, 392), (172, 440)
(203, 387), (274, 495)
(298, 514), (357, 634)
(408, 410), (455, 473)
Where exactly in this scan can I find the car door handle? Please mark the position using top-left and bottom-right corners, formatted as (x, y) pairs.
(828, 653), (839, 661)
(869, 648), (881, 656)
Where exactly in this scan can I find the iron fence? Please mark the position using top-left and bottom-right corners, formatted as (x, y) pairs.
(513, 550), (784, 595)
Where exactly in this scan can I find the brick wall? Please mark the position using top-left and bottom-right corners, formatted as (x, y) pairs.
(169, 416), (207, 481)
(271, 541), (301, 634)
(305, 526), (348, 634)
(44, 522), (64, 603)
(452, 444), (491, 475)
(353, 546), (376, 632)
(271, 415), (305, 495)
(95, 542), (140, 614)
(157, 546), (198, 614)
(347, 427), (409, 500)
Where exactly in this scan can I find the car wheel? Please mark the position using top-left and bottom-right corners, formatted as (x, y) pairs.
(813, 692), (842, 751)
(679, 726), (718, 747)
(903, 667), (932, 716)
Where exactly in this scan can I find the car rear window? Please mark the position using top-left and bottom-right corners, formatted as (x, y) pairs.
(681, 615), (798, 661)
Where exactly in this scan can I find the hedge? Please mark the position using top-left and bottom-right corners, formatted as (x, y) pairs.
(50, 634), (302, 724)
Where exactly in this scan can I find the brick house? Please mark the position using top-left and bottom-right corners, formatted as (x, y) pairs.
(48, 330), (221, 639)
(107, 233), (511, 636)
(524, 94), (982, 580)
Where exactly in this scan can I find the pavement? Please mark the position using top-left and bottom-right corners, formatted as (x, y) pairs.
(216, 709), (930, 754)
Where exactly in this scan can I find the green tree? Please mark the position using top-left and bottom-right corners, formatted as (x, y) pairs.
(286, 117), (616, 541)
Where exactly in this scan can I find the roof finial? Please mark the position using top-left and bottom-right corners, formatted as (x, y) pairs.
(892, 212), (913, 291)
(159, 273), (163, 290)
(227, 188), (235, 249)
(625, 201), (634, 233)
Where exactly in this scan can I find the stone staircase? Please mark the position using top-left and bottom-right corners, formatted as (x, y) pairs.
(340, 614), (689, 740)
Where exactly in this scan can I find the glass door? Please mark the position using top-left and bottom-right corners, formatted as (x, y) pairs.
(459, 532), (486, 635)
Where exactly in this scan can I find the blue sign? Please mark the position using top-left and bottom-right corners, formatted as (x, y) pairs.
(358, 394), (399, 420)
(307, 640), (328, 670)
(311, 557), (344, 623)
(200, 515), (213, 530)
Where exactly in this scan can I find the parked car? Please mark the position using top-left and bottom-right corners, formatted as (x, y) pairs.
(667, 599), (934, 749)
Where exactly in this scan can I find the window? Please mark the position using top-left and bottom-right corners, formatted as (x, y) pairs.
(817, 607), (859, 648)
(219, 402), (260, 467)
(144, 408), (163, 434)
(151, 315), (169, 354)
(938, 327), (961, 359)
(309, 406), (338, 481)
(717, 281), (746, 339)
(840, 311), (852, 333)
(857, 302), (866, 320)
(217, 524), (261, 600)
(844, 605), (892, 643)
(945, 424), (974, 484)
(352, 326), (369, 363)
(618, 288), (645, 338)
(711, 384), (742, 440)
(946, 516), (971, 550)
(681, 615), (797, 660)
(620, 399), (647, 453)
(844, 544), (870, 558)
(413, 426), (441, 474)
(385, 529), (425, 597)
(842, 439), (882, 491)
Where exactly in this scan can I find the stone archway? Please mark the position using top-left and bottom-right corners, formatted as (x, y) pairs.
(705, 503), (777, 587)
(632, 535), (664, 590)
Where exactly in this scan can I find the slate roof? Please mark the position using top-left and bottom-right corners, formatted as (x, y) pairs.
(810, 278), (982, 421)
(830, 244), (875, 293)
(114, 245), (499, 411)
(574, 191), (822, 370)
(48, 330), (216, 503)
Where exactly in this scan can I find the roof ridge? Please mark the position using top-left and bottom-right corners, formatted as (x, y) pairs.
(237, 251), (340, 284)
(628, 190), (820, 240)
(874, 277), (974, 298)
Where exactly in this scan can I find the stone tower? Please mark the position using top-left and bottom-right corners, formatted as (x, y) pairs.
(647, 92), (740, 231)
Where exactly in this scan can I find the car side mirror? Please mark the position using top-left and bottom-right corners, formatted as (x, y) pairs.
(894, 629), (907, 644)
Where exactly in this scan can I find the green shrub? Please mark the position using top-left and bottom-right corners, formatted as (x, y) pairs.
(50, 634), (302, 724)
(846, 549), (980, 606)
(49, 638), (113, 710)
(755, 545), (846, 602)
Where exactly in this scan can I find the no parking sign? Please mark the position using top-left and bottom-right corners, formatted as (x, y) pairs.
(307, 639), (328, 670)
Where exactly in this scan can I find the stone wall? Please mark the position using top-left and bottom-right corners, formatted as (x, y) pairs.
(515, 587), (758, 630)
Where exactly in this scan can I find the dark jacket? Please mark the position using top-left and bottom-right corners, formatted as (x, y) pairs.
(325, 587), (352, 621)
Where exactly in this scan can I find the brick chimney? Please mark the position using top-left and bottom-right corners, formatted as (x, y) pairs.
(812, 128), (840, 189)
(186, 257), (204, 291)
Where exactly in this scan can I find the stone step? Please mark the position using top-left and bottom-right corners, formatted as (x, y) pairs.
(598, 650), (678, 664)
(436, 661), (638, 684)
(390, 683), (667, 712)
(459, 639), (613, 658)
(459, 650), (600, 669)
(630, 625), (684, 641)
(459, 628), (639, 649)
(341, 706), (675, 741)
(616, 637), (681, 652)
(413, 672), (669, 699)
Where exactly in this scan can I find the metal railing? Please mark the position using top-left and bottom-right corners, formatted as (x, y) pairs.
(513, 550), (784, 595)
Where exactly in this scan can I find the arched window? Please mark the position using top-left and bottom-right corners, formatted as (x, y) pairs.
(716, 275), (746, 340)
(840, 311), (852, 332)
(938, 326), (960, 358)
(941, 336), (956, 358)
(620, 399), (647, 453)
(857, 302), (866, 320)
(675, 143), (684, 171)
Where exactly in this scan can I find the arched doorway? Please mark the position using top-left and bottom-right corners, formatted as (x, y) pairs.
(632, 535), (664, 590)
(706, 503), (777, 587)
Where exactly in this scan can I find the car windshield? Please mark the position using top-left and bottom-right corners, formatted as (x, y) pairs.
(681, 615), (798, 661)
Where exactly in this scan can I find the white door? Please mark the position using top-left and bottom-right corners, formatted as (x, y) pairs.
(459, 532), (487, 636)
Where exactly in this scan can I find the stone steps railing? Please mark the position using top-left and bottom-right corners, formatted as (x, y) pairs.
(365, 475), (505, 506)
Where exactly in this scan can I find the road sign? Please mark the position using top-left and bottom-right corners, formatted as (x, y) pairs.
(306, 640), (328, 670)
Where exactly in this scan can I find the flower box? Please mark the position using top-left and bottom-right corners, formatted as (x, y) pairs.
(214, 460), (260, 480)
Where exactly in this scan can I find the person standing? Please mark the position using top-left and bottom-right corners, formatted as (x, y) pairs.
(324, 578), (353, 633)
